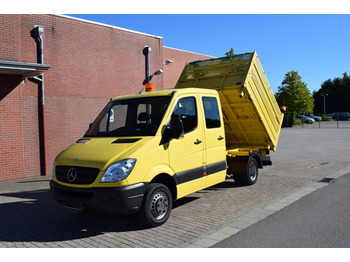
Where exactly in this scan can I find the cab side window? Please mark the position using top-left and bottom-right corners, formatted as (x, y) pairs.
(202, 97), (221, 128)
(172, 97), (197, 134)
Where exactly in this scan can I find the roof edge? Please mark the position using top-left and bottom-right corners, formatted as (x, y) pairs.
(163, 46), (215, 58)
(53, 14), (163, 40)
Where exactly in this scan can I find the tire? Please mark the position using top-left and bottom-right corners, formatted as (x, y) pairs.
(138, 183), (173, 227)
(232, 173), (243, 184)
(244, 157), (258, 185)
(231, 157), (259, 186)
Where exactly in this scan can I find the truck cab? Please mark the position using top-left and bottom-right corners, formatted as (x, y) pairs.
(50, 88), (227, 227)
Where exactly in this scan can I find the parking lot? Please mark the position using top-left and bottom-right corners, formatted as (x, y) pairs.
(289, 118), (350, 129)
(1, 126), (350, 248)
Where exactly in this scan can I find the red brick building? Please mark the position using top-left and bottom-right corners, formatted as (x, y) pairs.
(0, 14), (213, 181)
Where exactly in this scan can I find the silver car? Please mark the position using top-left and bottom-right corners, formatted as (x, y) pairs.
(296, 115), (315, 124)
(305, 114), (322, 122)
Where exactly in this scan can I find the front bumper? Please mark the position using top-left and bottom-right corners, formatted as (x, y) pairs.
(50, 180), (147, 214)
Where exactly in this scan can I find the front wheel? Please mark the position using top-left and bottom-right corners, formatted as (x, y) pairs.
(138, 183), (173, 227)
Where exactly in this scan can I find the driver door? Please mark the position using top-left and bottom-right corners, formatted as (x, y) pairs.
(168, 95), (205, 198)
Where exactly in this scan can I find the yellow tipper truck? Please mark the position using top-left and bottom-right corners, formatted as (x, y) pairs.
(50, 51), (284, 227)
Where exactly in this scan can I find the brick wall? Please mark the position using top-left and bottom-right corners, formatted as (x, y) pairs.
(163, 47), (214, 89)
(1, 14), (164, 180)
(0, 14), (215, 181)
(0, 14), (21, 61)
(41, 15), (164, 177)
(0, 75), (39, 180)
(0, 14), (41, 180)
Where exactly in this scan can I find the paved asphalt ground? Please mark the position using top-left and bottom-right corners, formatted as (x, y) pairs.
(0, 120), (350, 248)
(213, 172), (350, 248)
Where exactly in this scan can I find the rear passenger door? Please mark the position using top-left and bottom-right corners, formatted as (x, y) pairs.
(201, 96), (227, 187)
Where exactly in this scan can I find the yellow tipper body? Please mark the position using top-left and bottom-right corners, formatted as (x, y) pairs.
(175, 51), (284, 153)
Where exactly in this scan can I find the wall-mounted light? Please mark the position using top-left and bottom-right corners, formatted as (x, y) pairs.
(163, 60), (174, 66)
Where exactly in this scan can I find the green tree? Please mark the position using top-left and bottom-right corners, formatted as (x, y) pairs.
(313, 72), (350, 114)
(225, 48), (234, 57)
(275, 71), (314, 118)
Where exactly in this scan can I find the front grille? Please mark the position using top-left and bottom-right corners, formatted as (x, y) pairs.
(56, 166), (100, 185)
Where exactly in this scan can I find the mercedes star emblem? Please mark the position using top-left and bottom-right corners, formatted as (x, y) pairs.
(67, 168), (78, 182)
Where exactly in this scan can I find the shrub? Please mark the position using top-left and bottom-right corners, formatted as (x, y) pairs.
(322, 114), (331, 121)
(294, 118), (303, 125)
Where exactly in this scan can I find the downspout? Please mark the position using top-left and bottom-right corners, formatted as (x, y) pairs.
(31, 25), (47, 176)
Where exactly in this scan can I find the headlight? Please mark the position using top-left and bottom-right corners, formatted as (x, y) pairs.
(100, 159), (136, 183)
(52, 163), (56, 179)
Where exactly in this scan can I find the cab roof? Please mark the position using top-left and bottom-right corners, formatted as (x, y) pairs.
(112, 88), (217, 101)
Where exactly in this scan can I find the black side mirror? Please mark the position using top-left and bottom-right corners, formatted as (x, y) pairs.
(170, 118), (184, 139)
(160, 118), (184, 145)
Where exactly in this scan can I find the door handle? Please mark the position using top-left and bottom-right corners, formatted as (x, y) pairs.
(217, 136), (224, 141)
(194, 139), (202, 145)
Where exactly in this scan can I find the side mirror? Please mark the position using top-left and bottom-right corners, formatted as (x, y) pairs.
(160, 118), (184, 145)
(170, 118), (184, 139)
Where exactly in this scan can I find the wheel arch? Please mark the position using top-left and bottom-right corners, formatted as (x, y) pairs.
(249, 153), (263, 168)
(143, 165), (177, 200)
(150, 173), (177, 200)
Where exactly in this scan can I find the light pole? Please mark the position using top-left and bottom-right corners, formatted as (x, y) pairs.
(321, 93), (328, 115)
(143, 46), (151, 85)
(142, 46), (174, 90)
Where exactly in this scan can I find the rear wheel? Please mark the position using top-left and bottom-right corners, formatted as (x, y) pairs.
(138, 183), (173, 227)
(231, 157), (259, 186)
(245, 158), (258, 185)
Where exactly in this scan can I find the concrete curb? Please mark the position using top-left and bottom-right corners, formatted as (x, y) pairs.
(185, 167), (350, 248)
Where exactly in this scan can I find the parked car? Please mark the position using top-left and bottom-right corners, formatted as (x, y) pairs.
(305, 114), (322, 122)
(332, 112), (350, 120)
(296, 115), (315, 124)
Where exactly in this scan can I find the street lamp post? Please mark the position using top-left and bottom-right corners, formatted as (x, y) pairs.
(142, 46), (174, 88)
(143, 46), (151, 85)
(321, 93), (328, 115)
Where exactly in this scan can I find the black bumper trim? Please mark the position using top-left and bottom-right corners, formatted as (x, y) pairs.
(50, 180), (148, 214)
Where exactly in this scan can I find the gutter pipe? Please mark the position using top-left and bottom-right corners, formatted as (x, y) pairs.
(31, 25), (47, 176)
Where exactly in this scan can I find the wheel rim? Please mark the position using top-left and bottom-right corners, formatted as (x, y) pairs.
(248, 161), (257, 181)
(151, 192), (169, 220)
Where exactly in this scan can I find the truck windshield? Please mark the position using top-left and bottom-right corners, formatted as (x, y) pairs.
(85, 96), (172, 137)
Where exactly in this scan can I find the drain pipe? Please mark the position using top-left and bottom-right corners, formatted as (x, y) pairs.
(31, 25), (47, 176)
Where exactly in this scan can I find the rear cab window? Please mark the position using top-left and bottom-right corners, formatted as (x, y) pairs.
(202, 97), (221, 129)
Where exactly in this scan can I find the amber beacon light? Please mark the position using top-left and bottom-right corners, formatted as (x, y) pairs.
(145, 83), (154, 92)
